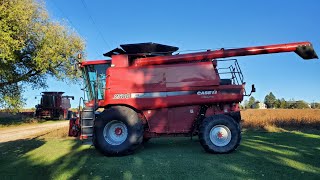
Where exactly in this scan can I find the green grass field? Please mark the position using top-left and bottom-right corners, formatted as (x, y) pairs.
(0, 130), (319, 180)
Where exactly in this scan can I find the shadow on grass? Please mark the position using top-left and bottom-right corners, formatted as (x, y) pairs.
(0, 129), (319, 179)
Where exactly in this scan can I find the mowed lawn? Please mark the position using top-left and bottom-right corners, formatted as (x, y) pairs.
(0, 130), (319, 180)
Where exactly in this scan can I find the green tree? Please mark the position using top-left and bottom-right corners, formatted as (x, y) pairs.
(274, 99), (283, 108)
(0, 0), (85, 111)
(248, 96), (256, 109)
(264, 92), (276, 108)
(243, 100), (249, 109)
(295, 101), (309, 109)
(311, 102), (320, 109)
(279, 98), (287, 109)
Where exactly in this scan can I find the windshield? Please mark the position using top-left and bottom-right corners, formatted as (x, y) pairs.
(82, 63), (110, 101)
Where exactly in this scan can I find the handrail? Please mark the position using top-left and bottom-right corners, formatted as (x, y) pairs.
(216, 59), (244, 85)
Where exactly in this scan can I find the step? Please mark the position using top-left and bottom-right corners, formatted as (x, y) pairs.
(82, 117), (94, 120)
(81, 120), (94, 126)
(83, 110), (94, 112)
(82, 127), (93, 134)
(80, 134), (93, 138)
(81, 126), (93, 128)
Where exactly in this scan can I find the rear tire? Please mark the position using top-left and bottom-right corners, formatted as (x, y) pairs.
(94, 106), (144, 156)
(199, 114), (241, 153)
(143, 137), (151, 143)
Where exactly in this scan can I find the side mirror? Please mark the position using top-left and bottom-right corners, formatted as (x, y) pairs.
(245, 84), (256, 96)
(251, 84), (256, 93)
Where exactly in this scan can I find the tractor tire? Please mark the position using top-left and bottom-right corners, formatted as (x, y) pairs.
(93, 106), (144, 156)
(199, 114), (241, 154)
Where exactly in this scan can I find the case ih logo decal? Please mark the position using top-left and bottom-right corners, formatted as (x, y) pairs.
(196, 90), (218, 95)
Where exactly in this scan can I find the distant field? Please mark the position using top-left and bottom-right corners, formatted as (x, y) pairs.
(2, 109), (320, 130)
(0, 111), (62, 128)
(241, 109), (320, 130)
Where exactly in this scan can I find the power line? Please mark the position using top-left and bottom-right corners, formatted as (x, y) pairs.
(80, 0), (111, 49)
(49, 0), (103, 59)
(49, 0), (77, 30)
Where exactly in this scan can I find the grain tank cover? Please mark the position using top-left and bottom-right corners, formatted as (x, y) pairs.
(103, 42), (179, 57)
(41, 92), (64, 108)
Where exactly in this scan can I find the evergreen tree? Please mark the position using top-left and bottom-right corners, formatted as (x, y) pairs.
(264, 92), (276, 108)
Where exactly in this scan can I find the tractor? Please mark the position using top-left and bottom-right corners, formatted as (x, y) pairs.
(68, 42), (317, 156)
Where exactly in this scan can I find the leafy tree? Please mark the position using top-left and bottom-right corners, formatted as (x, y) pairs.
(274, 99), (281, 108)
(243, 100), (249, 109)
(239, 103), (244, 110)
(264, 92), (276, 108)
(248, 96), (257, 109)
(311, 102), (320, 109)
(279, 98), (288, 109)
(295, 101), (310, 109)
(0, 0), (85, 111)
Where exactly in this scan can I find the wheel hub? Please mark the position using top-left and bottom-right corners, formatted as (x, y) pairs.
(115, 127), (123, 135)
(103, 120), (128, 145)
(217, 131), (224, 138)
(209, 125), (232, 147)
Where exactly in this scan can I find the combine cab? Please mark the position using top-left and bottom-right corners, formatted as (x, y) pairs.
(68, 42), (317, 156)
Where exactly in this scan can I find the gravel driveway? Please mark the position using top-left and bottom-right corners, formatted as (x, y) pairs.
(0, 121), (69, 143)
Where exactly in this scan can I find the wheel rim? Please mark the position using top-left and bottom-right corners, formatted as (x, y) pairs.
(103, 120), (128, 145)
(209, 125), (232, 147)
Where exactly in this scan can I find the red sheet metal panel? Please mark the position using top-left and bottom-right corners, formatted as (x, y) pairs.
(143, 108), (168, 133)
(168, 106), (199, 133)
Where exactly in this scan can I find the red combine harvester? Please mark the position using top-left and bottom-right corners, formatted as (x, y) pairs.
(68, 42), (317, 156)
(35, 92), (74, 119)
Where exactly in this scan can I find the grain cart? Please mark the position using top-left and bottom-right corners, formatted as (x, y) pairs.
(68, 42), (317, 156)
(35, 92), (74, 119)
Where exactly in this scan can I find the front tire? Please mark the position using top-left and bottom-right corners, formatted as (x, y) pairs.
(199, 114), (241, 153)
(94, 106), (144, 156)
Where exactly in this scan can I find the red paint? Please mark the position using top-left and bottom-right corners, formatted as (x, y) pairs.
(115, 127), (122, 135)
(218, 132), (223, 138)
(69, 41), (317, 138)
(68, 117), (81, 137)
(80, 60), (110, 67)
(112, 55), (129, 67)
(133, 42), (314, 66)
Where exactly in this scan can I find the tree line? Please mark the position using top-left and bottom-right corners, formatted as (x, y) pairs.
(242, 92), (320, 109)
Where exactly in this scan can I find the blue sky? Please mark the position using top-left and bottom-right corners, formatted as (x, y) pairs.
(24, 0), (320, 108)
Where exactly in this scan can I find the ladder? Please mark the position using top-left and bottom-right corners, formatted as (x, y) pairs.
(80, 107), (95, 144)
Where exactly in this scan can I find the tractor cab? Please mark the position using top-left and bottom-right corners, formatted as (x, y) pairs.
(80, 60), (111, 103)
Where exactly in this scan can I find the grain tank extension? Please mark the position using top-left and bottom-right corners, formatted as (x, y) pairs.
(68, 41), (318, 156)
